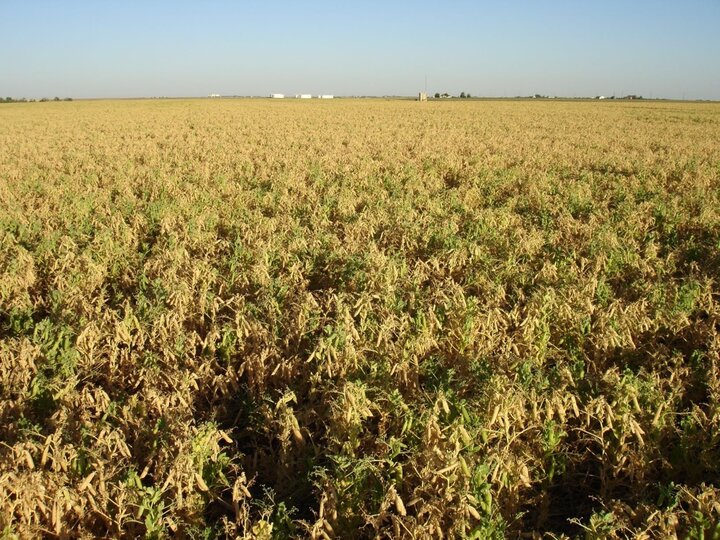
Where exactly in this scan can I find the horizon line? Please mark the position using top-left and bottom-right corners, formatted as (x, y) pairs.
(3, 95), (718, 103)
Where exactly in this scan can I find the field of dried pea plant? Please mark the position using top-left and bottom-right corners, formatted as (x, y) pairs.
(1, 98), (719, 538)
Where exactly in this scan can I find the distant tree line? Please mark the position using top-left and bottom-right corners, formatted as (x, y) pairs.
(2, 97), (73, 103)
(432, 92), (473, 99)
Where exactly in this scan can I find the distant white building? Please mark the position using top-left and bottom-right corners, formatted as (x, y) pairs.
(318, 95), (334, 99)
(270, 93), (285, 99)
(299, 94), (312, 99)
(208, 93), (221, 98)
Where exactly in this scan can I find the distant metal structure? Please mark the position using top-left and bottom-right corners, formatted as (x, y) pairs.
(418, 92), (427, 102)
(270, 93), (285, 99)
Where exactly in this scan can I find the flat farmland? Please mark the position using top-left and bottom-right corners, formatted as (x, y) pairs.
(1, 99), (719, 538)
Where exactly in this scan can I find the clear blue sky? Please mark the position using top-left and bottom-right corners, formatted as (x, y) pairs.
(2, 0), (719, 99)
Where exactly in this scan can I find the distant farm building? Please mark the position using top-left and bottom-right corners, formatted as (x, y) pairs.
(318, 95), (334, 99)
(418, 92), (427, 102)
(270, 93), (285, 99)
(299, 94), (312, 99)
(208, 93), (221, 98)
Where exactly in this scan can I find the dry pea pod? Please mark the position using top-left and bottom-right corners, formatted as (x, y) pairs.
(195, 472), (209, 492)
(394, 492), (407, 517)
(467, 505), (482, 521)
(232, 475), (252, 501)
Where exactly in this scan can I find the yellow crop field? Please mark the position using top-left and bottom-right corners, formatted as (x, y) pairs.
(1, 98), (719, 538)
